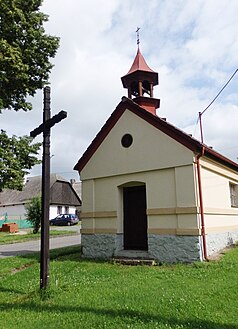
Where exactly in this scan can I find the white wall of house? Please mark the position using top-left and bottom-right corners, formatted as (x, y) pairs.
(50, 206), (58, 219)
(0, 204), (26, 219)
(0, 204), (77, 221)
(50, 205), (77, 219)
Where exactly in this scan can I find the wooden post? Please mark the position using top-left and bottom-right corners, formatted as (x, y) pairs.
(40, 86), (51, 289)
(30, 87), (67, 290)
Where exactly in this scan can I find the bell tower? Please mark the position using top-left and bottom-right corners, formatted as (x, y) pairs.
(121, 32), (160, 115)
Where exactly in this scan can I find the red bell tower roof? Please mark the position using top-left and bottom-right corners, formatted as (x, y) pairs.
(126, 47), (156, 75)
(121, 47), (160, 115)
(122, 48), (159, 88)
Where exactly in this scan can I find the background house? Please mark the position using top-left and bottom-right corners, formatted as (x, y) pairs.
(0, 174), (81, 225)
(74, 48), (238, 263)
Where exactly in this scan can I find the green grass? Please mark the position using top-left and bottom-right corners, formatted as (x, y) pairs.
(0, 246), (238, 329)
(0, 229), (78, 244)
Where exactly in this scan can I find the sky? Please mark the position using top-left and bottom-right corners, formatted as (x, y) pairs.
(1, 0), (238, 182)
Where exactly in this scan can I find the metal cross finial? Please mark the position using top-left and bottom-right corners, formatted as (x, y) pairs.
(136, 27), (140, 46)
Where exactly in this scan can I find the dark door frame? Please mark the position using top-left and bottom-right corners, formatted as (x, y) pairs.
(123, 184), (148, 250)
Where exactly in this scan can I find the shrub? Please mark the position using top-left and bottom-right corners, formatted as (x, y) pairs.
(25, 196), (41, 234)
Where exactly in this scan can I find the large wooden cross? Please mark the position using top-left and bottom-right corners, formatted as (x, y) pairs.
(30, 86), (67, 289)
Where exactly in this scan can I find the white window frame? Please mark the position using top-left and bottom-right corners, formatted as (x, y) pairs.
(230, 183), (238, 207)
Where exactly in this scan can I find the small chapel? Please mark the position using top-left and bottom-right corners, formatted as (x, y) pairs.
(74, 45), (238, 263)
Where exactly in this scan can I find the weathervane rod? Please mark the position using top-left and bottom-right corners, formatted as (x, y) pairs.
(136, 27), (140, 47)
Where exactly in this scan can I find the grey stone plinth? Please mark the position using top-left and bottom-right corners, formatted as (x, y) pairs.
(148, 234), (203, 263)
(82, 233), (204, 263)
(81, 234), (116, 259)
(81, 231), (238, 262)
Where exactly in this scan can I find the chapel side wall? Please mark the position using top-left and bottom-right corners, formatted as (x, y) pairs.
(200, 159), (238, 230)
(199, 159), (238, 255)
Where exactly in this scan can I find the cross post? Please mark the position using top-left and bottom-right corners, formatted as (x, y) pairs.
(30, 86), (67, 289)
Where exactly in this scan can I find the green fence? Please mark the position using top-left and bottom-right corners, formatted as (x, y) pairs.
(0, 213), (33, 229)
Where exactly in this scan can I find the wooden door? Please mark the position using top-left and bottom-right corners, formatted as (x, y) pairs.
(123, 185), (148, 250)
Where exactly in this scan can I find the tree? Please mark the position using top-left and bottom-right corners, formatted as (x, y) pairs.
(0, 130), (41, 191)
(0, 0), (59, 111)
(25, 196), (41, 234)
(0, 1), (59, 190)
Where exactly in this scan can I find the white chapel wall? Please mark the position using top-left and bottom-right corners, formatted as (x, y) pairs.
(200, 158), (238, 233)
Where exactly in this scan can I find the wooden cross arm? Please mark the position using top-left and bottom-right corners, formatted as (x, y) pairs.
(30, 110), (67, 138)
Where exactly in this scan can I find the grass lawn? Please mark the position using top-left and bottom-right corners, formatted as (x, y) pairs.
(0, 229), (78, 245)
(0, 246), (238, 329)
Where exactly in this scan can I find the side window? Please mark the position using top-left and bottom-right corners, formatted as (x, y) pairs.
(65, 206), (69, 214)
(230, 183), (238, 207)
(57, 206), (62, 214)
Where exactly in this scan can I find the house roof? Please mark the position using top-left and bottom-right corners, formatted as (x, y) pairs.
(0, 174), (75, 206)
(74, 97), (238, 173)
(72, 181), (82, 199)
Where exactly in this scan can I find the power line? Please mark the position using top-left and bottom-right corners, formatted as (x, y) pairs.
(198, 68), (238, 143)
(201, 68), (238, 116)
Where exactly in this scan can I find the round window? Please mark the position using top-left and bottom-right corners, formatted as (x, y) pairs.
(121, 134), (133, 148)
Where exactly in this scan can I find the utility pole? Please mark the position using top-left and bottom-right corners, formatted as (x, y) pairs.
(30, 86), (67, 289)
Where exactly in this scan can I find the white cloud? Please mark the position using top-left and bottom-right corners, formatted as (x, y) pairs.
(1, 0), (238, 181)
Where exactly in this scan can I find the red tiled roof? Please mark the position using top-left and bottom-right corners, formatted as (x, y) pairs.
(127, 48), (156, 75)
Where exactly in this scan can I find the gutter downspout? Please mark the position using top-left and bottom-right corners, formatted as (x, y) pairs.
(196, 147), (209, 261)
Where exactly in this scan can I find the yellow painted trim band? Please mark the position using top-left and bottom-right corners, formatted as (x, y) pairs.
(82, 226), (238, 235)
(81, 211), (117, 219)
(147, 207), (198, 215)
(147, 207), (238, 216)
(81, 228), (117, 234)
(148, 228), (201, 235)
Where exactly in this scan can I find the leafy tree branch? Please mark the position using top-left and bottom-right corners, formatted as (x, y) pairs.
(0, 130), (41, 191)
(0, 0), (59, 111)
